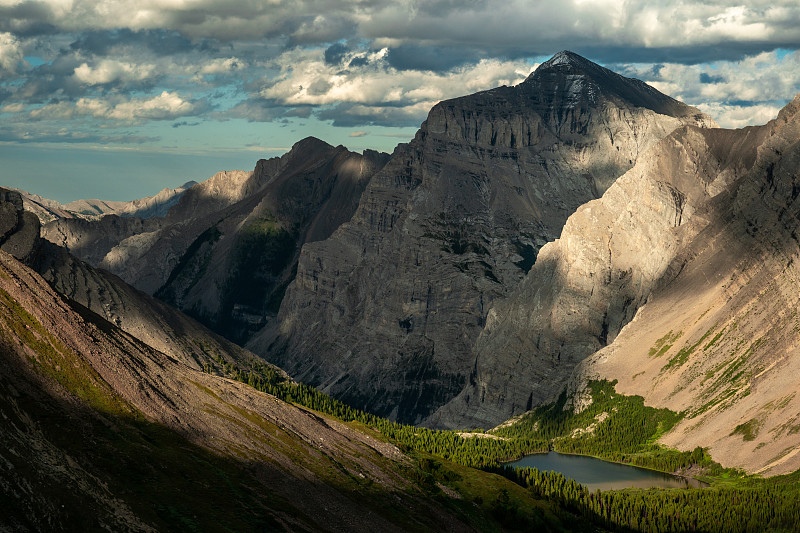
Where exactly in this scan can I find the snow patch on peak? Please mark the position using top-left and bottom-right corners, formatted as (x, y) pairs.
(547, 50), (577, 67)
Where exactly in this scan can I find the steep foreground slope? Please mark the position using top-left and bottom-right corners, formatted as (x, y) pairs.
(255, 51), (714, 424)
(0, 249), (576, 532)
(442, 94), (800, 475)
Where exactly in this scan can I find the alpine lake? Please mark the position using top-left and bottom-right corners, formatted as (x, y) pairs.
(508, 451), (708, 492)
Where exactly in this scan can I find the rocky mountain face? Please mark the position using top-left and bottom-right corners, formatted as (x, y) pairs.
(0, 248), (517, 532)
(153, 138), (390, 343)
(255, 51), (715, 424)
(433, 93), (800, 475)
(37, 139), (389, 345)
(433, 115), (766, 429)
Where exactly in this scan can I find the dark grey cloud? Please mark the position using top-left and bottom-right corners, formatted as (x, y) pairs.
(172, 120), (201, 128)
(414, 0), (489, 17)
(586, 43), (800, 67)
(700, 73), (725, 84)
(324, 42), (349, 65)
(287, 14), (357, 46)
(69, 29), (199, 57)
(386, 45), (482, 72)
(316, 102), (426, 128)
(225, 98), (294, 122)
(348, 56), (370, 68)
(283, 107), (312, 119)
(0, 1), (58, 36)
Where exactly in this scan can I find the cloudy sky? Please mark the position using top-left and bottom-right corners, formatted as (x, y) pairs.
(2, 0), (800, 202)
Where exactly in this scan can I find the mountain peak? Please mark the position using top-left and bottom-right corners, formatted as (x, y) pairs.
(540, 50), (589, 69)
(521, 50), (713, 123)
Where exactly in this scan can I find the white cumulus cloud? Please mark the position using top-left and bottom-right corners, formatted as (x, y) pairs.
(72, 59), (156, 85)
(28, 91), (199, 123)
(259, 46), (531, 108)
(0, 32), (23, 76)
(620, 50), (800, 128)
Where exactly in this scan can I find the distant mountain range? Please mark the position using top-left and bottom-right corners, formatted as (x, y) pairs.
(17, 180), (197, 222)
(8, 50), (800, 479)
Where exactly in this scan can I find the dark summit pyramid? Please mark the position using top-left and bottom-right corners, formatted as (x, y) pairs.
(438, 50), (713, 144)
(523, 50), (700, 119)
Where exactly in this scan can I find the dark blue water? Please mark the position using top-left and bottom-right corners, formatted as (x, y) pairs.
(509, 452), (705, 491)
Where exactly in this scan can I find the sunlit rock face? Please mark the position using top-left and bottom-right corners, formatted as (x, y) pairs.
(432, 121), (758, 430)
(562, 96), (800, 476)
(257, 51), (714, 425)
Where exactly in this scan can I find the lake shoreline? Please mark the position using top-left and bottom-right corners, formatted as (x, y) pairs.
(507, 450), (709, 491)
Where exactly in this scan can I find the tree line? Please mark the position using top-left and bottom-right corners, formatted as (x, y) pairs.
(205, 357), (800, 532)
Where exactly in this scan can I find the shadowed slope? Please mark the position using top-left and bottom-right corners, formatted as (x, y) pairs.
(1, 249), (553, 531)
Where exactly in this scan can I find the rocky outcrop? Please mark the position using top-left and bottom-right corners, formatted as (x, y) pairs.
(0, 188), (40, 261)
(256, 51), (715, 424)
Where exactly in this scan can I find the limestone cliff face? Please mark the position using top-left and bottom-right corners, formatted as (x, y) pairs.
(568, 95), (800, 475)
(257, 51), (714, 424)
(433, 122), (765, 429)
